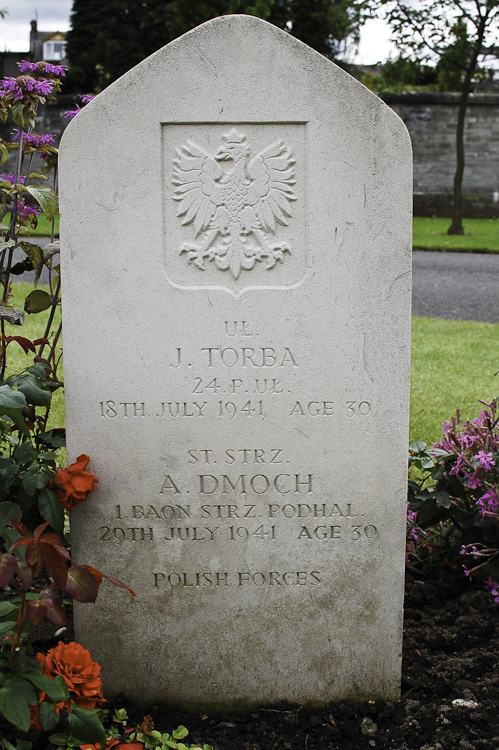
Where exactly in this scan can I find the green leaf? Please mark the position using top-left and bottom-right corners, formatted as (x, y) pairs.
(11, 103), (26, 129)
(21, 471), (40, 496)
(431, 465), (446, 481)
(24, 672), (69, 703)
(2, 678), (36, 705)
(0, 678), (36, 731)
(27, 363), (49, 379)
(0, 143), (8, 168)
(36, 430), (66, 449)
(0, 305), (24, 326)
(0, 239), (16, 254)
(0, 385), (26, 410)
(24, 290), (52, 314)
(417, 498), (438, 526)
(434, 491), (452, 509)
(0, 501), (19, 526)
(420, 456), (435, 470)
(0, 601), (16, 617)
(0, 528), (22, 552)
(38, 488), (64, 534)
(67, 705), (106, 745)
(27, 173), (48, 181)
(409, 441), (427, 453)
(17, 373), (52, 407)
(48, 733), (71, 746)
(13, 441), (35, 464)
(39, 700), (59, 731)
(0, 740), (33, 750)
(0, 620), (15, 634)
(43, 242), (60, 264)
(24, 186), (58, 221)
(430, 448), (451, 458)
(19, 242), (44, 287)
(0, 407), (30, 439)
(173, 726), (189, 740)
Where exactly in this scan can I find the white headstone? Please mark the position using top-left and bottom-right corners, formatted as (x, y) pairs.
(60, 15), (412, 708)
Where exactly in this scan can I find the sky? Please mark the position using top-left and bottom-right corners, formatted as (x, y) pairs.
(0, 0), (396, 64)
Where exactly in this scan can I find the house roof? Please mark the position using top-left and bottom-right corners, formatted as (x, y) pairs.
(40, 31), (67, 42)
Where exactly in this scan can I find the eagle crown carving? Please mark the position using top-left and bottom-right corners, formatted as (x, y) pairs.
(171, 129), (297, 280)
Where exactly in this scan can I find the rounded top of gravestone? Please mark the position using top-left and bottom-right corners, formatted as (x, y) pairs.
(61, 13), (408, 146)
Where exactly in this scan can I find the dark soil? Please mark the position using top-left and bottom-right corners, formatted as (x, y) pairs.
(31, 567), (499, 750)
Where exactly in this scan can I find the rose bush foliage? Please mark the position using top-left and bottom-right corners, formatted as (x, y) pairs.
(0, 60), (135, 750)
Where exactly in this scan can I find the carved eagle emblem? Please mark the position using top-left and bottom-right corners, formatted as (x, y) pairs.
(172, 129), (297, 280)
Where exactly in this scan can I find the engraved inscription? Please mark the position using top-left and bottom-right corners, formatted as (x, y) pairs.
(93, 315), (380, 566)
(100, 455), (380, 551)
(153, 570), (321, 587)
(172, 129), (297, 279)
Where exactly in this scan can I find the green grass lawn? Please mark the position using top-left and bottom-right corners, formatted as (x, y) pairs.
(410, 317), (498, 445)
(413, 217), (499, 253)
(3, 212), (60, 238)
(7, 283), (64, 431)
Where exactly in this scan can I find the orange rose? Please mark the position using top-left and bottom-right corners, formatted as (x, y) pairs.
(37, 641), (104, 710)
(52, 455), (98, 511)
(29, 703), (42, 731)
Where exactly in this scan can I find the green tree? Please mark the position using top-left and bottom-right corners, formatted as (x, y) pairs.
(268, 0), (371, 58)
(66, 0), (373, 91)
(361, 55), (437, 94)
(383, 0), (499, 235)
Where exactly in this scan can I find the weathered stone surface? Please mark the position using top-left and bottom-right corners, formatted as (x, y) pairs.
(59, 15), (412, 708)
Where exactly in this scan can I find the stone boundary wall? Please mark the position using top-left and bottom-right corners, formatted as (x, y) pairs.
(383, 92), (499, 218)
(3, 92), (499, 218)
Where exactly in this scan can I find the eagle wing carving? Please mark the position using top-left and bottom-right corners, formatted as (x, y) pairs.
(245, 139), (297, 233)
(172, 141), (224, 236)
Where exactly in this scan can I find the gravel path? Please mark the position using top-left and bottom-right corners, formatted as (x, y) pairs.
(412, 251), (499, 323)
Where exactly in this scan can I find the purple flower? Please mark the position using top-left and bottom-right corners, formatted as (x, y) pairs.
(42, 63), (67, 77)
(0, 77), (24, 100)
(1, 173), (25, 185)
(449, 451), (467, 476)
(478, 489), (499, 515)
(64, 94), (95, 119)
(17, 60), (38, 73)
(464, 472), (483, 490)
(462, 565), (472, 580)
(483, 576), (499, 602)
(0, 75), (53, 102)
(17, 60), (66, 78)
(27, 78), (53, 95)
(64, 105), (81, 119)
(11, 130), (55, 148)
(8, 197), (40, 220)
(476, 450), (495, 470)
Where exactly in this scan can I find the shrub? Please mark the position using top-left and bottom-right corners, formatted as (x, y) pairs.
(408, 398), (499, 601)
